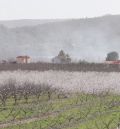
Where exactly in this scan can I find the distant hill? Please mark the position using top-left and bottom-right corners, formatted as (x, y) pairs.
(0, 19), (66, 28)
(0, 15), (120, 62)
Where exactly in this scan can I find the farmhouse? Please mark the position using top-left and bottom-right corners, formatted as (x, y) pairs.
(105, 60), (120, 64)
(16, 56), (31, 64)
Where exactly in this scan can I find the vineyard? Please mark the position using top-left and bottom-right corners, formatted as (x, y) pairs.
(0, 71), (119, 129)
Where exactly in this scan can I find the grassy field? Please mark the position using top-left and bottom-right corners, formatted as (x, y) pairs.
(0, 91), (120, 129)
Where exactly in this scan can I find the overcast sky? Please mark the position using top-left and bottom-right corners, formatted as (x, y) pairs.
(0, 0), (120, 20)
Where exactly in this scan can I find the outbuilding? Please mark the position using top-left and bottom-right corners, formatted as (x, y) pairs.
(16, 56), (31, 64)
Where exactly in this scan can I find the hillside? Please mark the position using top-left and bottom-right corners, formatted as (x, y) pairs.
(0, 19), (66, 28)
(0, 15), (120, 62)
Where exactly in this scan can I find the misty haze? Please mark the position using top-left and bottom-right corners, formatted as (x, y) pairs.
(0, 15), (120, 62)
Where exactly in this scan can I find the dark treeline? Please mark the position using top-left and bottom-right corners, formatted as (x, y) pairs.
(0, 62), (120, 72)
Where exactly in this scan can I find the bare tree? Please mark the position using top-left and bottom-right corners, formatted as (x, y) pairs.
(0, 84), (10, 107)
(43, 84), (56, 100)
(32, 84), (44, 101)
(22, 81), (34, 103)
(7, 79), (18, 105)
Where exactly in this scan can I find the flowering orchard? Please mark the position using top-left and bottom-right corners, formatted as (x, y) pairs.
(0, 70), (119, 93)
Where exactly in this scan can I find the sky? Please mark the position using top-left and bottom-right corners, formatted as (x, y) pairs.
(0, 0), (120, 20)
